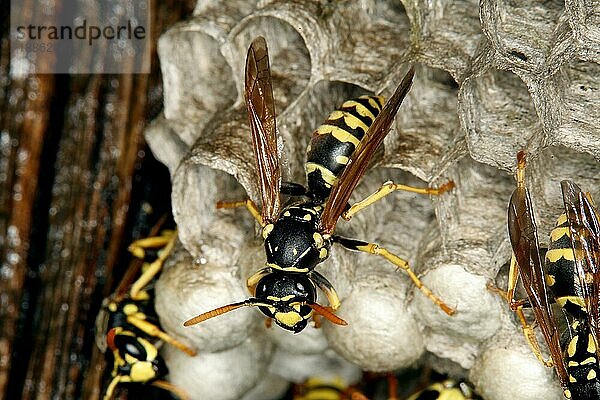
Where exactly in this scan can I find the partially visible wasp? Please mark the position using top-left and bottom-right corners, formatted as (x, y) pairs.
(184, 36), (455, 333)
(505, 151), (600, 399)
(406, 379), (481, 400)
(97, 224), (196, 400)
(293, 377), (369, 400)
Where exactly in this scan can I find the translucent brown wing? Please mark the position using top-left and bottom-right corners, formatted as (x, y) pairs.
(319, 67), (415, 234)
(561, 180), (600, 346)
(507, 184), (569, 384)
(245, 36), (281, 223)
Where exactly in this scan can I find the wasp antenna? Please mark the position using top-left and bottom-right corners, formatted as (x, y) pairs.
(308, 303), (348, 326)
(183, 299), (270, 327)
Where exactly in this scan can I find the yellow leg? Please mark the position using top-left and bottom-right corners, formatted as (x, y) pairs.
(337, 237), (455, 315)
(127, 230), (175, 259)
(130, 231), (178, 301)
(217, 199), (264, 226)
(152, 380), (190, 400)
(103, 375), (128, 400)
(247, 267), (272, 295)
(487, 279), (553, 367)
(127, 316), (197, 356)
(342, 180), (454, 221)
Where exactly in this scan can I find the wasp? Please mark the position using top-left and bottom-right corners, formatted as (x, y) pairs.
(97, 225), (196, 400)
(406, 379), (480, 400)
(505, 151), (600, 399)
(293, 377), (369, 400)
(184, 36), (455, 333)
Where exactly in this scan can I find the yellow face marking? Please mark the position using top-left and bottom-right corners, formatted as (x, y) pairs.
(335, 155), (349, 165)
(319, 248), (328, 259)
(275, 311), (302, 327)
(588, 369), (597, 380)
(262, 223), (274, 239)
(313, 232), (324, 247)
(582, 357), (597, 365)
(314, 125), (360, 146)
(108, 302), (118, 312)
(267, 294), (295, 302)
(564, 389), (572, 399)
(303, 214), (312, 221)
(569, 375), (577, 383)
(546, 248), (575, 262)
(305, 163), (338, 186)
(546, 274), (556, 286)
(568, 336), (579, 358)
(568, 361), (579, 367)
(123, 303), (138, 316)
(588, 334), (597, 353)
(550, 226), (571, 241)
(293, 304), (301, 312)
(130, 361), (156, 382)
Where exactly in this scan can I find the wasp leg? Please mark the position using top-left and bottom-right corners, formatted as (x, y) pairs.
(103, 375), (128, 400)
(129, 231), (178, 301)
(312, 313), (322, 328)
(127, 316), (197, 356)
(127, 230), (176, 259)
(152, 379), (190, 400)
(217, 199), (264, 226)
(247, 267), (273, 295)
(333, 236), (455, 315)
(309, 270), (341, 310)
(385, 373), (399, 400)
(265, 317), (273, 329)
(487, 261), (554, 368)
(342, 180), (455, 221)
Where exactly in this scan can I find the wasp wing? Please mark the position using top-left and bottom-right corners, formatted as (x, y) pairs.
(319, 67), (414, 234)
(245, 36), (281, 224)
(561, 180), (600, 347)
(508, 184), (569, 384)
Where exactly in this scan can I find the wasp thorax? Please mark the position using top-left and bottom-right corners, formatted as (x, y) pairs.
(264, 205), (330, 273)
(255, 273), (317, 333)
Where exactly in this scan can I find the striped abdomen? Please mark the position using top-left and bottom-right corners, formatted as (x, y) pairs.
(305, 95), (384, 202)
(545, 213), (585, 319)
(563, 319), (600, 400)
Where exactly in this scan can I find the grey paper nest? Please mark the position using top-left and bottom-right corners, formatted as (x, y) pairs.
(144, 1), (600, 399)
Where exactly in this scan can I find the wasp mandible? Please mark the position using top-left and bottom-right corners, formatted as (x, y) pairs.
(184, 36), (455, 333)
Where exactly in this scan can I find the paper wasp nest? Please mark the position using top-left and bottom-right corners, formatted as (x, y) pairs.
(145, 1), (600, 399)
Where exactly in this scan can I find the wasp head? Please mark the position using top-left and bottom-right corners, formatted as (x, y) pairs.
(107, 328), (167, 383)
(254, 273), (316, 333)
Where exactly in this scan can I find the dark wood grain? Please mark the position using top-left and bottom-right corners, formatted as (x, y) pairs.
(0, 1), (194, 399)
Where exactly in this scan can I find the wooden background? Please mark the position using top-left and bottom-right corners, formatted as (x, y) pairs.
(0, 1), (196, 399)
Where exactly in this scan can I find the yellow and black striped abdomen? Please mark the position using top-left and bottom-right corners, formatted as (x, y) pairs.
(305, 95), (384, 201)
(545, 213), (586, 318)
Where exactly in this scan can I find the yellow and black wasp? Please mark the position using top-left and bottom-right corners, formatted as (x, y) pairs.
(183, 36), (455, 333)
(97, 224), (196, 400)
(293, 377), (369, 400)
(406, 379), (481, 400)
(506, 151), (600, 399)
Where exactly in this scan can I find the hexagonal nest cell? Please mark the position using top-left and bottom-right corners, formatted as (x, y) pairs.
(144, 1), (600, 399)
